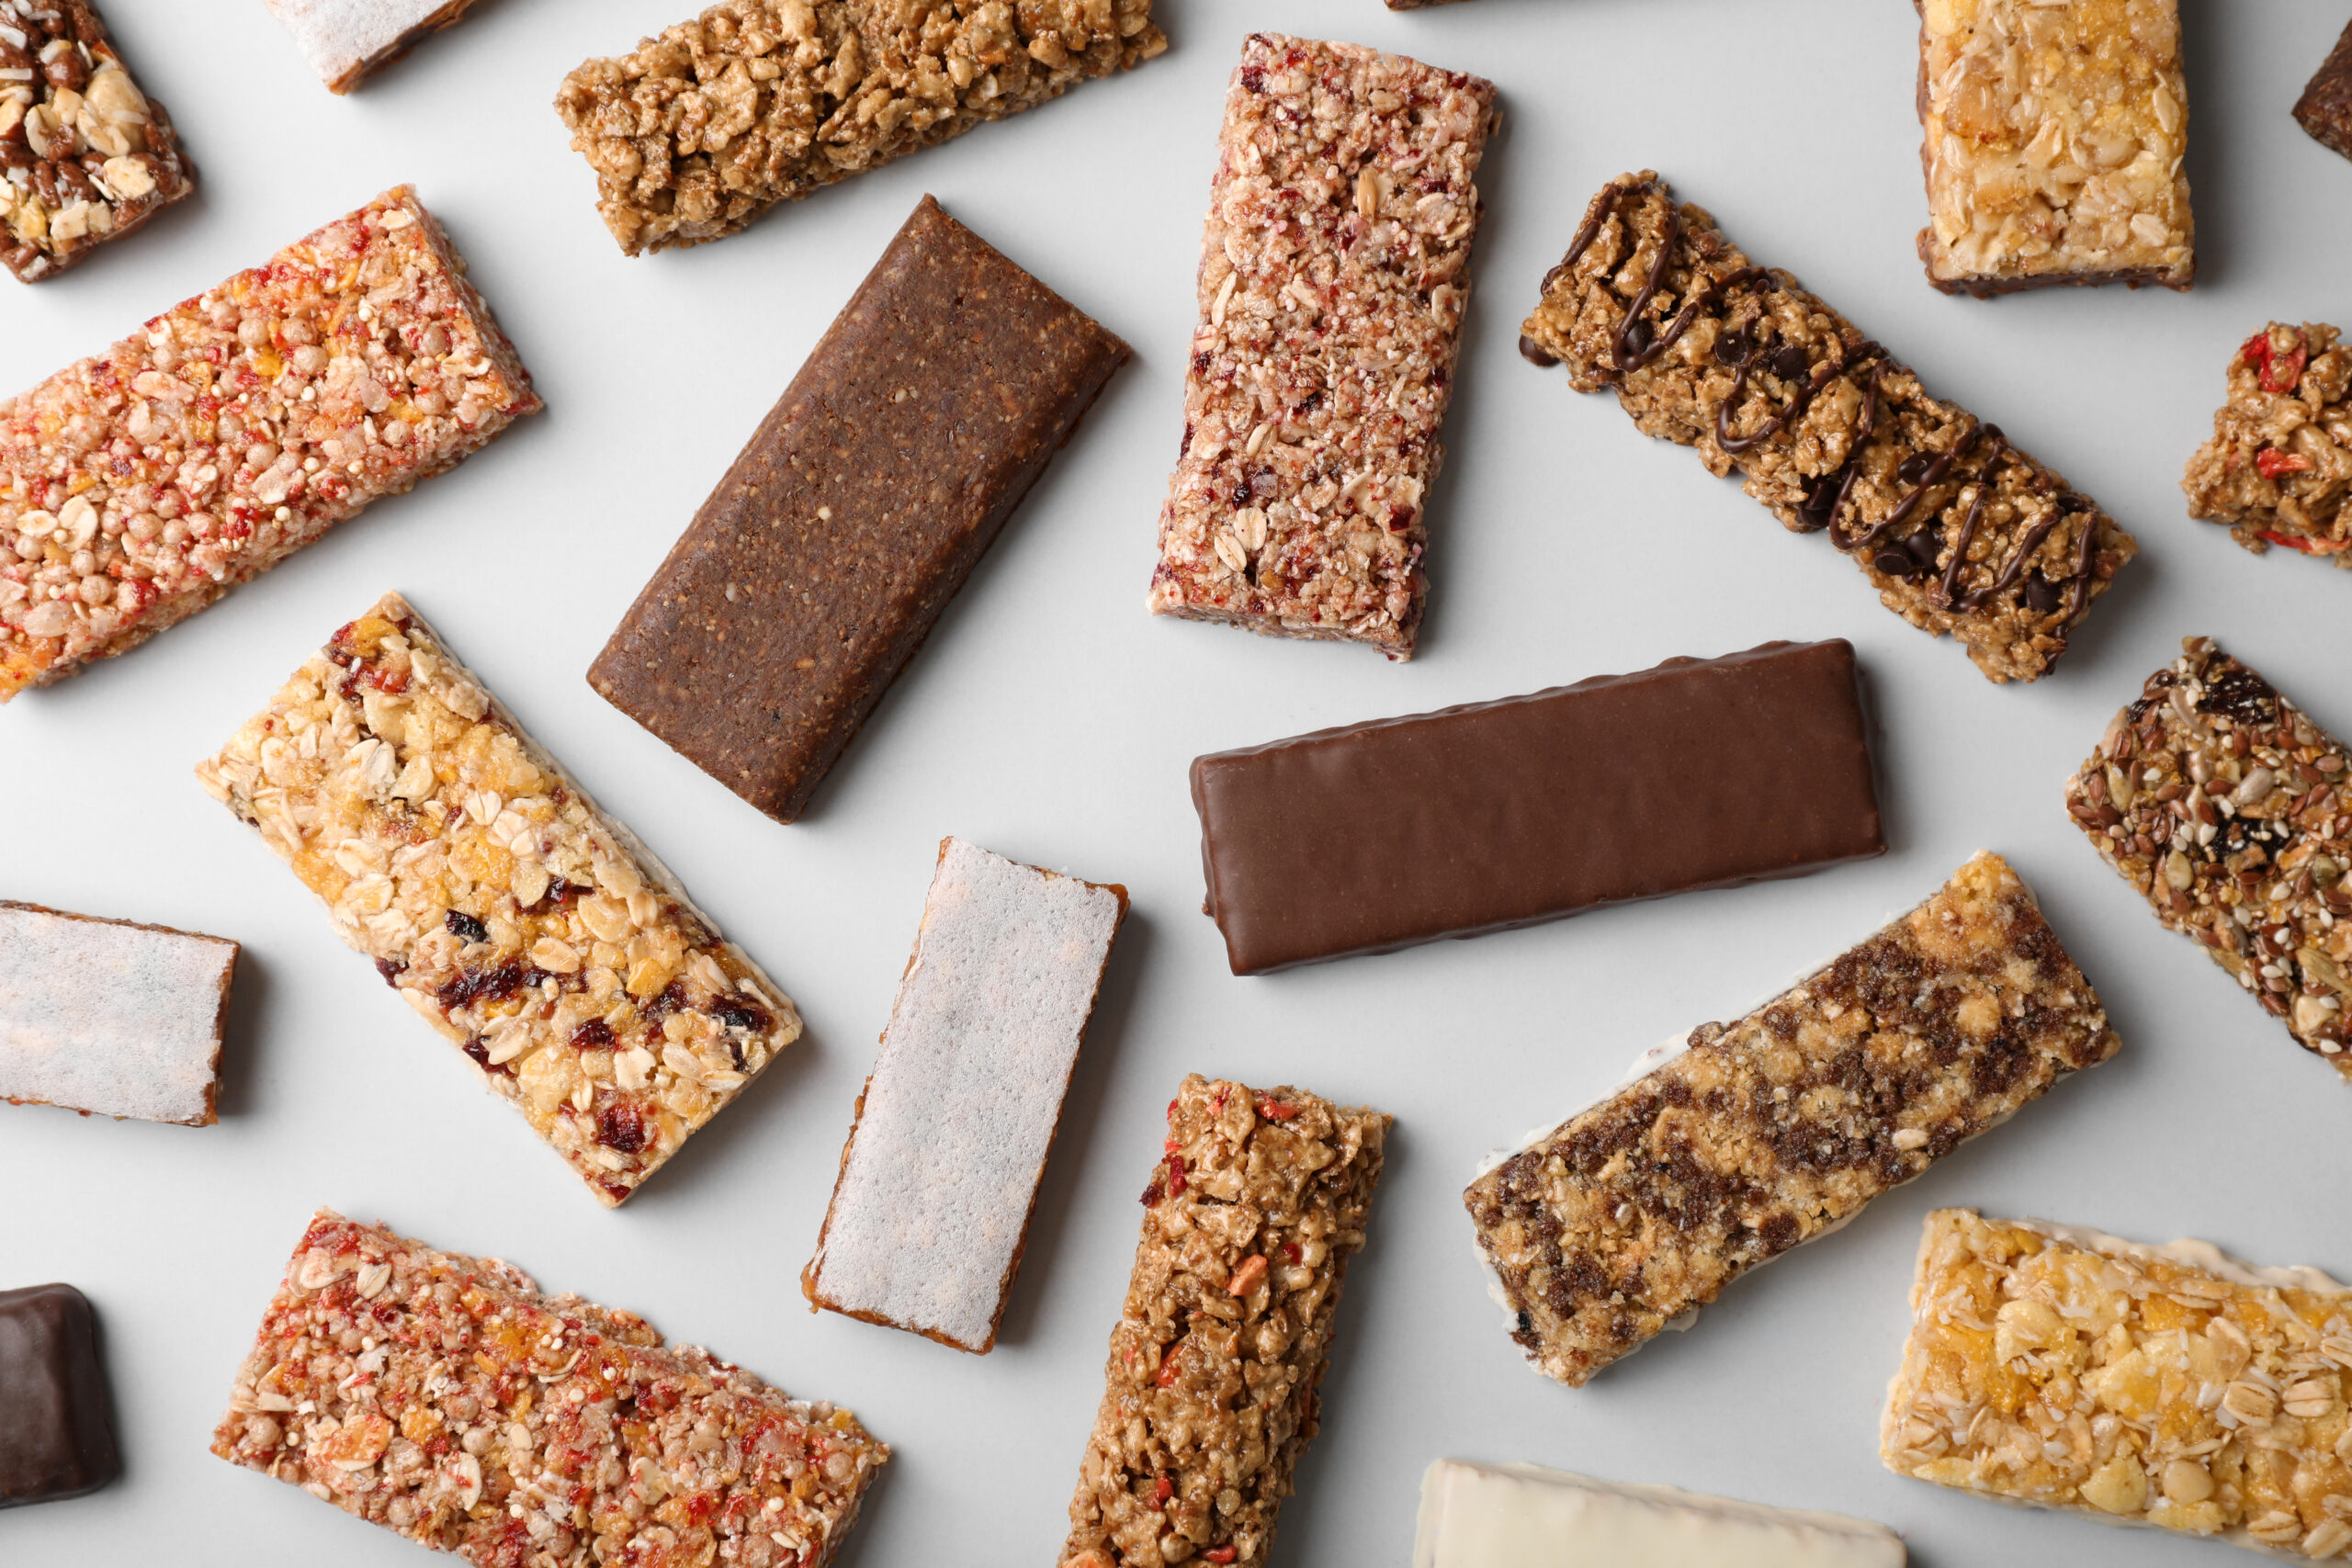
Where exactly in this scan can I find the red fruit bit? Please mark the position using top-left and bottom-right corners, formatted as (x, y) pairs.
(1156, 1345), (1182, 1388)
(596, 1101), (650, 1155)
(1282, 1243), (1302, 1264)
(1166, 1152), (1187, 1198)
(2260, 530), (2346, 555)
(1211, 1084), (1229, 1112)
(2257, 448), (2313, 480)
(1154, 1475), (1173, 1506)
(1166, 1097), (1180, 1124)
(571, 1019), (616, 1052)
(1256, 1097), (1296, 1121)
(1205, 1549), (1238, 1563)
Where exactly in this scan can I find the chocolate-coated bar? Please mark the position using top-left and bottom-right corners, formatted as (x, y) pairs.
(590, 196), (1128, 824)
(0, 1282), (118, 1508)
(1189, 640), (1883, 975)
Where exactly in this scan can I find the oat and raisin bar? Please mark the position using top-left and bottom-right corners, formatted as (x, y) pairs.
(1060, 1075), (1390, 1568)
(1883, 1209), (2352, 1560)
(212, 1210), (887, 1566)
(1520, 172), (2138, 684)
(2295, 17), (2352, 164)
(1915, 0), (2193, 296)
(0, 186), (538, 702)
(1145, 34), (1497, 660)
(0, 1283), (118, 1508)
(554, 1), (1164, 256)
(2182, 323), (2352, 565)
(197, 593), (801, 1207)
(1465, 852), (2118, 1389)
(264, 0), (494, 94)
(0, 1), (192, 283)
(2064, 637), (2352, 1069)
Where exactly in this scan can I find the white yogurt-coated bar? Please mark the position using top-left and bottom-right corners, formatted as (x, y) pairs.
(263, 0), (492, 93)
(1413, 1460), (1905, 1568)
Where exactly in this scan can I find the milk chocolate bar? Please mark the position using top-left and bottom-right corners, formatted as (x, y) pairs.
(1190, 640), (1882, 975)
(263, 0), (493, 93)
(2295, 17), (2352, 164)
(0, 1283), (117, 1508)
(590, 196), (1128, 824)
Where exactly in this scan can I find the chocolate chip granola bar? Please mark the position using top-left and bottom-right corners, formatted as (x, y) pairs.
(1520, 172), (2138, 684)
(212, 1210), (887, 1566)
(1464, 851), (2119, 1388)
(1060, 1076), (1390, 1568)
(264, 0), (494, 94)
(2182, 323), (2352, 566)
(1145, 33), (1498, 660)
(197, 593), (801, 1207)
(2064, 637), (2352, 1069)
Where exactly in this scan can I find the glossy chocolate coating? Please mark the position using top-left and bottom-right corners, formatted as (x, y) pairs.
(0, 1283), (119, 1507)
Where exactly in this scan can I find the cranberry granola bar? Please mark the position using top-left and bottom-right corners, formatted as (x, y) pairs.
(1520, 172), (2138, 684)
(212, 1210), (887, 1567)
(0, 186), (538, 702)
(2182, 323), (2352, 566)
(263, 0), (495, 94)
(196, 593), (801, 1207)
(1061, 1075), (1390, 1568)
(1883, 1209), (2352, 1560)
(2064, 637), (2352, 1068)
(1465, 852), (2119, 1388)
(1145, 34), (1498, 660)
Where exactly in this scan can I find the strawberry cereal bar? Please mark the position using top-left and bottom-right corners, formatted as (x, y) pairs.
(196, 592), (801, 1207)
(0, 186), (538, 701)
(2182, 322), (2352, 566)
(212, 1210), (887, 1566)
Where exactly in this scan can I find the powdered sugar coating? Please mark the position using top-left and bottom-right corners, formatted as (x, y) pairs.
(262, 0), (489, 93)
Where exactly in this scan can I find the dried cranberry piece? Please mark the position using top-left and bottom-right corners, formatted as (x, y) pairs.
(445, 909), (489, 944)
(571, 1020), (616, 1052)
(717, 1002), (769, 1033)
(461, 1038), (511, 1077)
(596, 1102), (650, 1155)
(1239, 64), (1265, 93)
(374, 957), (406, 987)
(437, 959), (529, 1011)
(642, 980), (689, 1025)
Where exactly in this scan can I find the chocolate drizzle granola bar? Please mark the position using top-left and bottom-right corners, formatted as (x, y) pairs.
(1464, 852), (2119, 1388)
(213, 1210), (887, 1567)
(1061, 1076), (1389, 1568)
(2183, 322), (2352, 566)
(1521, 172), (2137, 683)
(2064, 638), (2352, 1068)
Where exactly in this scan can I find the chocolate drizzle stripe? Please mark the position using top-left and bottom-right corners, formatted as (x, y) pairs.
(1718, 339), (1887, 457)
(1935, 430), (2012, 607)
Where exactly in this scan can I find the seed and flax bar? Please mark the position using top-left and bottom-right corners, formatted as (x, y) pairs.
(1915, 0), (2193, 296)
(264, 0), (495, 94)
(0, 0), (192, 282)
(2064, 637), (2352, 1070)
(1145, 34), (1498, 660)
(1060, 1075), (1390, 1568)
(2182, 323), (2352, 566)
(0, 899), (236, 1125)
(1883, 1209), (2352, 1560)
(197, 593), (801, 1207)
(554, 1), (1164, 256)
(212, 1210), (887, 1566)
(804, 838), (1126, 1354)
(0, 1283), (118, 1508)
(0, 186), (538, 702)
(2296, 17), (2352, 165)
(1465, 852), (2119, 1388)
(1520, 172), (2137, 684)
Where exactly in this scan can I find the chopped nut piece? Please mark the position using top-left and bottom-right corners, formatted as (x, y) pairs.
(2182, 322), (2352, 565)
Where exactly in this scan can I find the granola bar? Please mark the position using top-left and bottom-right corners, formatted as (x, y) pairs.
(1060, 1075), (1390, 1568)
(196, 593), (802, 1207)
(211, 1210), (887, 1566)
(0, 186), (538, 702)
(1464, 851), (2118, 1389)
(1520, 172), (2139, 684)
(1145, 34), (1498, 660)
(0, 898), (236, 1125)
(1915, 0), (2194, 296)
(2182, 323), (2352, 565)
(2295, 17), (2352, 165)
(263, 0), (493, 94)
(804, 838), (1126, 1353)
(554, 1), (1165, 256)
(0, 1283), (118, 1508)
(2064, 637), (2352, 1070)
(1883, 1209), (2352, 1560)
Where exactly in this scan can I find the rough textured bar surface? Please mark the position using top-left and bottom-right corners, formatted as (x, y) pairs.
(2295, 17), (2352, 164)
(0, 898), (235, 1125)
(804, 838), (1126, 1353)
(264, 0), (494, 94)
(1915, 0), (2193, 296)
(0, 186), (538, 702)
(590, 196), (1126, 825)
(1146, 33), (1497, 659)
(2182, 323), (2352, 566)
(1465, 852), (2119, 1388)
(0, 1282), (118, 1508)
(555, 0), (1164, 256)
(2064, 637), (2352, 1069)
(1883, 1209), (2352, 1561)
(198, 592), (800, 1207)
(1061, 1075), (1390, 1568)
(1521, 172), (2137, 684)
(1192, 640), (1883, 975)
(212, 1210), (887, 1566)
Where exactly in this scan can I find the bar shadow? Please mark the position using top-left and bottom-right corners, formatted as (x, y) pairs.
(2175, 0), (2233, 290)
(605, 1003), (832, 1215)
(212, 942), (273, 1121)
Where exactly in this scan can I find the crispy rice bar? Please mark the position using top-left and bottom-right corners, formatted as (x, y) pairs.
(264, 0), (495, 94)
(0, 186), (538, 702)
(212, 1210), (887, 1567)
(1915, 0), (2194, 296)
(1145, 34), (1496, 660)
(2183, 323), (2352, 566)
(2064, 638), (2352, 1069)
(1521, 172), (2136, 684)
(1060, 1075), (1390, 1568)
(196, 593), (802, 1207)
(1464, 851), (2119, 1388)
(1883, 1209), (2352, 1561)
(554, 0), (1164, 256)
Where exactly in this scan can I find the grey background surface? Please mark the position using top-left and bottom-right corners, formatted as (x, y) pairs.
(3, 1), (2350, 1562)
